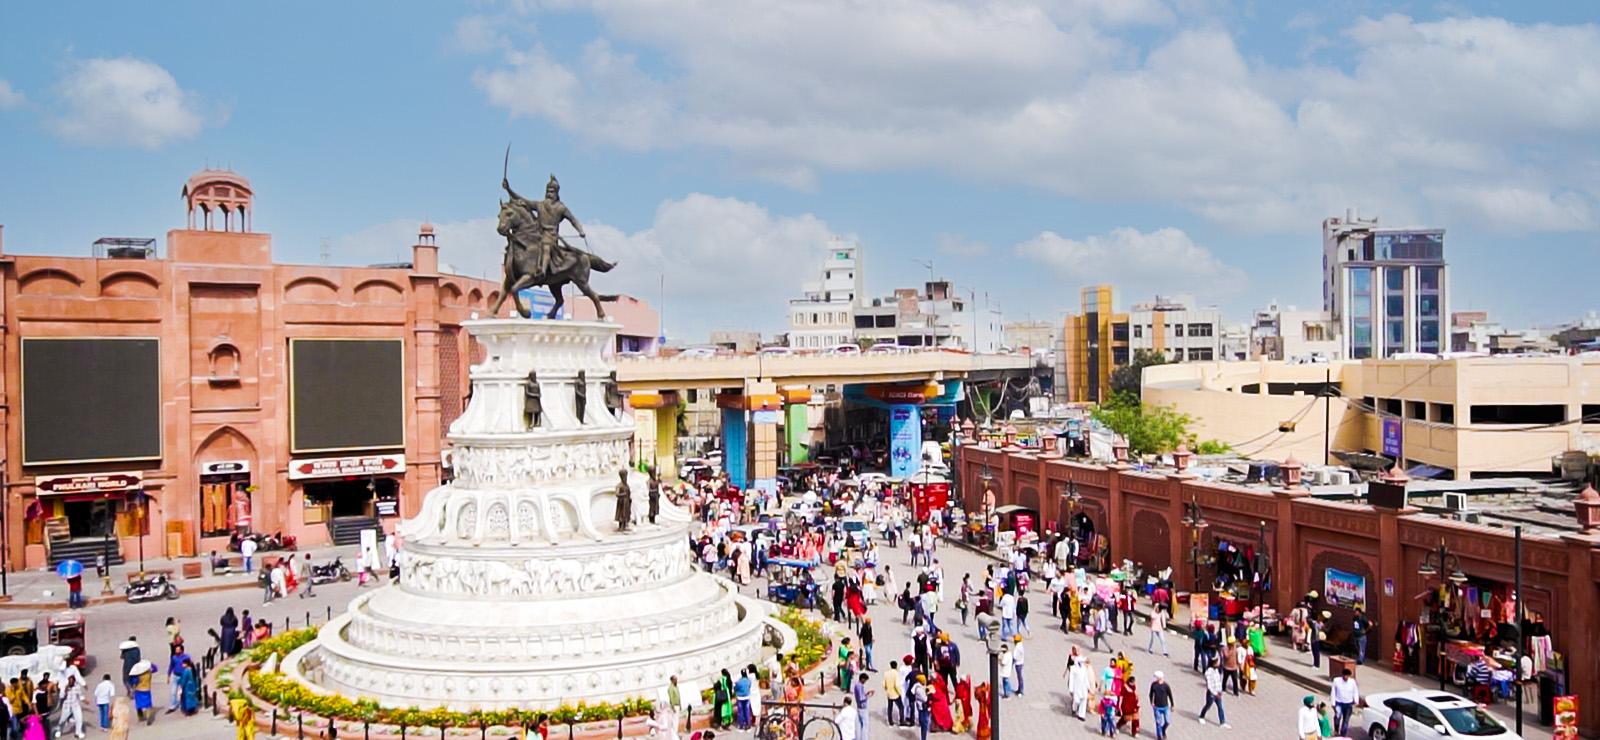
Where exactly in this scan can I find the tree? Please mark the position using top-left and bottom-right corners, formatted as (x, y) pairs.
(1090, 391), (1195, 456)
(1110, 349), (1171, 401)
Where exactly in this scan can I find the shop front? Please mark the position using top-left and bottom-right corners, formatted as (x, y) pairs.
(289, 453), (405, 531)
(31, 472), (148, 565)
(199, 461), (252, 539)
(1409, 565), (1560, 708)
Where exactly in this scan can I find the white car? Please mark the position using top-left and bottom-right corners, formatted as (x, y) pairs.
(1361, 689), (1519, 740)
(858, 472), (891, 485)
(826, 344), (861, 355)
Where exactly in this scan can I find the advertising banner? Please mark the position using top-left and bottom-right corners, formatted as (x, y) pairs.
(721, 408), (748, 489)
(1324, 567), (1368, 611)
(1381, 417), (1403, 458)
(289, 454), (405, 481)
(909, 481), (950, 522)
(889, 404), (922, 478)
(1554, 695), (1578, 739)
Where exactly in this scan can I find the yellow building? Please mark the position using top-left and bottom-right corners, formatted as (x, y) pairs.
(1061, 285), (1128, 403)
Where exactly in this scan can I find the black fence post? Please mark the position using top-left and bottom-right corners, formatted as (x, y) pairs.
(399, 724), (406, 740)
(328, 717), (339, 739)
(297, 712), (304, 739)
(327, 605), (333, 621)
(365, 721), (370, 740)
(306, 611), (311, 627)
(617, 716), (623, 738)
(272, 708), (279, 735)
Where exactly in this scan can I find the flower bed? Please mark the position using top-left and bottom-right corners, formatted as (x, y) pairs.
(230, 610), (832, 734)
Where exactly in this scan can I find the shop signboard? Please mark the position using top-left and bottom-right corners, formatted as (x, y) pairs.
(1324, 567), (1367, 611)
(200, 460), (251, 476)
(374, 499), (400, 518)
(289, 454), (406, 481)
(1189, 593), (1210, 627)
(1381, 417), (1403, 458)
(888, 404), (922, 479)
(35, 471), (143, 495)
(1014, 512), (1035, 537)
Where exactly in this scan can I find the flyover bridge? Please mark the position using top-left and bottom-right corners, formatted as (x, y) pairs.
(616, 350), (1035, 486)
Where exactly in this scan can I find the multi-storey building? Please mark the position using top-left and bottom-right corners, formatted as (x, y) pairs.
(1124, 294), (1223, 363)
(853, 281), (1005, 352)
(1323, 209), (1448, 359)
(787, 239), (862, 350)
(1250, 303), (1341, 361)
(1061, 285), (1127, 403)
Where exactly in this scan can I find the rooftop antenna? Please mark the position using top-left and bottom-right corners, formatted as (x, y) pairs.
(320, 238), (331, 265)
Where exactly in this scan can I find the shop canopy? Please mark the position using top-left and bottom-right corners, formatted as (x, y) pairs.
(993, 504), (1037, 515)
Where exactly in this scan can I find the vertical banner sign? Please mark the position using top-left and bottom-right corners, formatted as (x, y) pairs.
(721, 408), (748, 489)
(1553, 695), (1578, 739)
(786, 403), (809, 464)
(1381, 417), (1403, 459)
(1324, 567), (1368, 611)
(889, 404), (922, 479)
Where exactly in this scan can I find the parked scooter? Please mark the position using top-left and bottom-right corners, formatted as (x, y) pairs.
(309, 557), (351, 585)
(125, 573), (179, 603)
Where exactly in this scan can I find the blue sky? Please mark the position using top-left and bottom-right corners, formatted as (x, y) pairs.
(1, 1), (1596, 341)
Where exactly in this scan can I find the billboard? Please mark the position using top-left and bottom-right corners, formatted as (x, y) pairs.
(22, 337), (162, 465)
(889, 403), (922, 478)
(1324, 567), (1368, 612)
(289, 338), (405, 453)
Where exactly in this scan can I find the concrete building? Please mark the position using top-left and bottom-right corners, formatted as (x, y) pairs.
(568, 293), (661, 355)
(1323, 209), (1448, 359)
(708, 330), (762, 353)
(1125, 294), (1222, 363)
(1061, 285), (1127, 403)
(1449, 311), (1496, 353)
(853, 281), (1005, 352)
(1003, 320), (1056, 356)
(1146, 354), (1600, 480)
(1220, 324), (1250, 361)
(0, 169), (502, 568)
(788, 239), (862, 350)
(1250, 303), (1341, 361)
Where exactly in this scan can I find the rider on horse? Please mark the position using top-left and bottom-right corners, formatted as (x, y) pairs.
(501, 174), (586, 277)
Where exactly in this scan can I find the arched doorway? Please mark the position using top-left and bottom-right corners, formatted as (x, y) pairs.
(195, 426), (257, 541)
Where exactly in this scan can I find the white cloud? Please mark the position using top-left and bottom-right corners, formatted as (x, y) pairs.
(0, 80), (25, 109)
(50, 57), (210, 149)
(467, 5), (1600, 235)
(335, 194), (843, 341)
(451, 15), (513, 54)
(1014, 227), (1246, 301)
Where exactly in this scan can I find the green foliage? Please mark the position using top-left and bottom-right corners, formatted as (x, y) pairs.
(775, 607), (830, 670)
(1194, 439), (1232, 455)
(1110, 349), (1171, 401)
(246, 627), (319, 664)
(1090, 391), (1195, 456)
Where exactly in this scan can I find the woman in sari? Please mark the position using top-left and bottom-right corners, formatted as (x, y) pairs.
(974, 682), (992, 740)
(783, 676), (803, 739)
(178, 660), (201, 715)
(953, 676), (972, 733)
(713, 669), (733, 729)
(930, 674), (955, 731)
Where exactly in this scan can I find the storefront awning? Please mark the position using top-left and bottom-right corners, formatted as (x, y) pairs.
(1406, 464), (1449, 480)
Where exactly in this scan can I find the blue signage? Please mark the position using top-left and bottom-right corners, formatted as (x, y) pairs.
(1381, 417), (1403, 459)
(722, 408), (748, 488)
(889, 404), (922, 478)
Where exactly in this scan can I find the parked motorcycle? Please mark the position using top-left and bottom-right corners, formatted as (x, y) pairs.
(310, 557), (351, 585)
(125, 573), (179, 603)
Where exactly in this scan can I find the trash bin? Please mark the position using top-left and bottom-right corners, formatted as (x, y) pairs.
(1329, 655), (1357, 680)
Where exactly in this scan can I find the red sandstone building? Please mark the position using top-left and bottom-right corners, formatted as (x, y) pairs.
(959, 443), (1600, 736)
(0, 170), (508, 569)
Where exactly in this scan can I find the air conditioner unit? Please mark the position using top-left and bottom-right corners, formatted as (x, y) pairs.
(1464, 513), (1481, 525)
(1443, 492), (1468, 511)
(1312, 469), (1331, 485)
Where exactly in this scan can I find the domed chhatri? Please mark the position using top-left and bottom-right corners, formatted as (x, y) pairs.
(286, 319), (766, 711)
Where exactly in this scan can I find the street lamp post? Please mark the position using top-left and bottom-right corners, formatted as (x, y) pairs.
(975, 611), (1003, 740)
(1059, 481), (1081, 565)
(1180, 497), (1212, 596)
(1513, 525), (1524, 735)
(1416, 538), (1467, 691)
(1255, 520), (1270, 632)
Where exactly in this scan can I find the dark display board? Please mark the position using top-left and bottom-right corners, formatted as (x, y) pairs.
(289, 338), (404, 453)
(22, 337), (162, 465)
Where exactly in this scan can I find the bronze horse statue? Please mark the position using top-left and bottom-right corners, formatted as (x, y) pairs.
(489, 199), (618, 320)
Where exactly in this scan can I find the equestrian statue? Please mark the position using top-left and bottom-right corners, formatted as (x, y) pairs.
(490, 146), (619, 320)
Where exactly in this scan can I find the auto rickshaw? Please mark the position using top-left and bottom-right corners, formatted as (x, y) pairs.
(47, 612), (87, 669)
(0, 619), (38, 657)
(764, 557), (818, 607)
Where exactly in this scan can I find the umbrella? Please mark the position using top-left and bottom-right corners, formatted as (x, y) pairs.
(55, 560), (83, 579)
(128, 661), (154, 676)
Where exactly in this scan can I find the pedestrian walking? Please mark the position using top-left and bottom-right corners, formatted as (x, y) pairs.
(851, 671), (872, 740)
(1330, 669), (1359, 736)
(884, 661), (905, 726)
(1011, 635), (1026, 696)
(1148, 671), (1173, 740)
(1147, 607), (1169, 656)
(299, 552), (315, 598)
(239, 536), (256, 574)
(1064, 651), (1090, 720)
(1197, 660), (1229, 728)
(56, 674), (84, 738)
(1116, 675), (1141, 736)
(1090, 605), (1112, 652)
(94, 674), (114, 730)
(997, 645), (1014, 698)
(1351, 607), (1374, 665)
(1297, 695), (1321, 740)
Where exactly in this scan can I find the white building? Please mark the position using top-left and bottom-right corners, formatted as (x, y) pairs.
(852, 281), (1005, 352)
(1251, 303), (1342, 361)
(1125, 294), (1223, 362)
(788, 240), (863, 350)
(1323, 209), (1448, 359)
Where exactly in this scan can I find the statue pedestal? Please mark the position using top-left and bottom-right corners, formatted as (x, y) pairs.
(291, 319), (765, 710)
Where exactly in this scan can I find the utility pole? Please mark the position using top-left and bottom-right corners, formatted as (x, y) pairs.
(913, 259), (936, 347)
(1323, 366), (1332, 465)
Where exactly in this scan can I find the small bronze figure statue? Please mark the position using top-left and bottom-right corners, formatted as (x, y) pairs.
(574, 370), (588, 423)
(604, 370), (624, 418)
(523, 370), (543, 429)
(613, 469), (633, 532)
(646, 466), (661, 525)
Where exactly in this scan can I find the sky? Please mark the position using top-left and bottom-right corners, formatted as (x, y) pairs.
(1, 1), (1596, 342)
